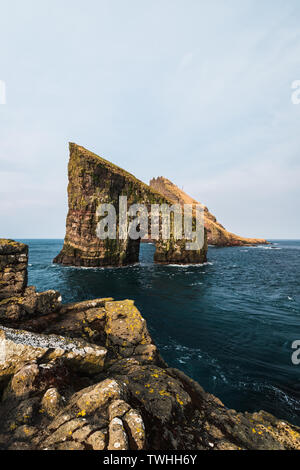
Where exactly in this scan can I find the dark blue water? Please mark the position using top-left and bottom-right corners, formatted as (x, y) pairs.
(18, 239), (300, 426)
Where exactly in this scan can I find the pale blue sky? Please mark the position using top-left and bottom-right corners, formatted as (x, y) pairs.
(0, 0), (300, 238)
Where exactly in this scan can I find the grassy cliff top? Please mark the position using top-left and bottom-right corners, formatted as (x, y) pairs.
(69, 143), (173, 203)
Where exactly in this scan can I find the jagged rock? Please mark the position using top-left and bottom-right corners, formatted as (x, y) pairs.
(1, 352), (298, 450)
(107, 399), (145, 449)
(0, 242), (62, 325)
(104, 300), (157, 365)
(53, 143), (207, 267)
(0, 288), (62, 323)
(41, 388), (62, 418)
(108, 360), (192, 425)
(59, 298), (113, 314)
(42, 418), (88, 447)
(34, 290), (62, 315)
(0, 240), (28, 300)
(0, 327), (107, 377)
(3, 363), (39, 399)
(150, 177), (268, 247)
(123, 408), (146, 450)
(87, 430), (107, 450)
(0, 239), (299, 450)
(0, 298), (22, 321)
(56, 441), (85, 450)
(108, 417), (128, 450)
(14, 425), (38, 440)
(72, 378), (125, 415)
(108, 399), (131, 420)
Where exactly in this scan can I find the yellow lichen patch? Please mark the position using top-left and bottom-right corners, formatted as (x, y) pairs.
(84, 326), (95, 337)
(176, 394), (184, 406)
(159, 390), (171, 397)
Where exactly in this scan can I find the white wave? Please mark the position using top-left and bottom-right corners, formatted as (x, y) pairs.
(256, 246), (282, 250)
(52, 263), (141, 271)
(166, 261), (213, 267)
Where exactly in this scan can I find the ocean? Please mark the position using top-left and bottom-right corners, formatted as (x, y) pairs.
(18, 239), (300, 426)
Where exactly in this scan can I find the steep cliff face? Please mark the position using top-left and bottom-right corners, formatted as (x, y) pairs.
(0, 240), (299, 451)
(0, 241), (61, 324)
(0, 240), (28, 300)
(150, 177), (268, 247)
(54, 144), (207, 267)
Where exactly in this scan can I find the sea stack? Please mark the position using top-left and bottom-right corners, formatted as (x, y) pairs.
(150, 177), (268, 247)
(54, 144), (207, 267)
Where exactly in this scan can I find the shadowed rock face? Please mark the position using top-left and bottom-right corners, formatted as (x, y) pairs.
(53, 143), (207, 267)
(0, 240), (299, 450)
(0, 240), (28, 300)
(150, 177), (268, 247)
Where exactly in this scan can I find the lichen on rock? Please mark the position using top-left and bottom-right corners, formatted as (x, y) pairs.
(0, 239), (299, 450)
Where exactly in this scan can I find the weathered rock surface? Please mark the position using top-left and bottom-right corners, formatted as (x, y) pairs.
(54, 143), (207, 267)
(0, 240), (28, 300)
(150, 177), (268, 247)
(0, 240), (299, 450)
(0, 286), (62, 323)
(0, 327), (107, 377)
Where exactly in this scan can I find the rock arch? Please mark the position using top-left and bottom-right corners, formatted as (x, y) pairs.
(54, 143), (207, 267)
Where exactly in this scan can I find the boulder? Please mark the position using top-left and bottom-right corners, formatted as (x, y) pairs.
(0, 326), (107, 377)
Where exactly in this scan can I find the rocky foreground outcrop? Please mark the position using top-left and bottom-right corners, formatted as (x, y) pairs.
(0, 240), (28, 300)
(54, 144), (207, 267)
(150, 177), (268, 247)
(0, 240), (299, 450)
